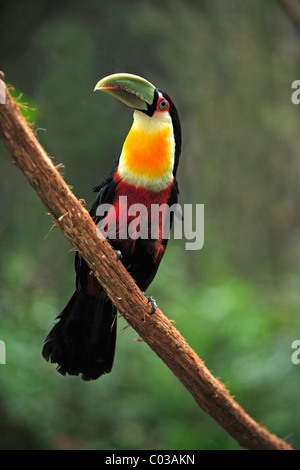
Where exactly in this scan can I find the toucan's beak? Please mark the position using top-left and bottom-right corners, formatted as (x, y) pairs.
(94, 73), (156, 111)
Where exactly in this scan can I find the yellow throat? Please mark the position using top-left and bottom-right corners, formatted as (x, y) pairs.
(118, 109), (175, 191)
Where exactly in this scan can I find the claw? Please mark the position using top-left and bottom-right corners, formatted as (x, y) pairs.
(114, 250), (122, 261)
(146, 295), (157, 315)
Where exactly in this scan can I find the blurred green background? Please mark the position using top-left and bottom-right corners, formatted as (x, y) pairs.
(1, 0), (300, 450)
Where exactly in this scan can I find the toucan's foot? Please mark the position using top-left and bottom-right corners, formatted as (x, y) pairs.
(146, 295), (157, 315)
(114, 250), (122, 261)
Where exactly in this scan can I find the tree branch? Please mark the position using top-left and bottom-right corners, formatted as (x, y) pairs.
(279, 0), (300, 31)
(0, 78), (293, 450)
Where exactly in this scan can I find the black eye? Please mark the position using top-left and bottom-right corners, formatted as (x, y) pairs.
(159, 99), (168, 110)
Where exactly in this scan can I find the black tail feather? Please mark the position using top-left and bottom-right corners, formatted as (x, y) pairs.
(42, 292), (117, 381)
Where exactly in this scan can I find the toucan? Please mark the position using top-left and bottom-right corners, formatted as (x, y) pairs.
(42, 73), (182, 380)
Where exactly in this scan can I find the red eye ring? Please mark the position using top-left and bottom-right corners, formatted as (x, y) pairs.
(157, 97), (169, 112)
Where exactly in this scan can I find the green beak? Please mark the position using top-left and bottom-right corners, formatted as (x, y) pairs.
(94, 73), (156, 111)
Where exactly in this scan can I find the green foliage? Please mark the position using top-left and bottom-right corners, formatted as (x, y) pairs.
(1, 0), (300, 450)
(8, 88), (39, 124)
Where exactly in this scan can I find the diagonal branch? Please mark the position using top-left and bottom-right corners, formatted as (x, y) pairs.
(279, 0), (300, 31)
(0, 78), (293, 451)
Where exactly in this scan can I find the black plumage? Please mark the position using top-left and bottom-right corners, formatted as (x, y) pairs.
(42, 83), (181, 380)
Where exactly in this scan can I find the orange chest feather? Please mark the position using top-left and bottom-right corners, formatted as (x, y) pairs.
(121, 127), (173, 179)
